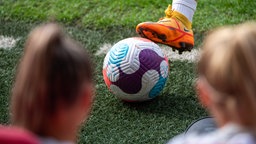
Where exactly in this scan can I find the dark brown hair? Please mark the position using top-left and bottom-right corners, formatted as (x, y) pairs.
(11, 23), (93, 134)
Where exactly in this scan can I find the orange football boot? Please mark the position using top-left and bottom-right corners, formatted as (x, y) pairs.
(136, 5), (194, 54)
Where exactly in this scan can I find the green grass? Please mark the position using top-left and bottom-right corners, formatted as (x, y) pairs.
(0, 0), (256, 143)
(1, 0), (255, 46)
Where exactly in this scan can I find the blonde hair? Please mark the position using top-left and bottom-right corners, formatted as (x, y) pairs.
(11, 23), (93, 135)
(198, 22), (256, 130)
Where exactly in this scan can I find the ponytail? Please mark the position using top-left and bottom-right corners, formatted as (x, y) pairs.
(11, 23), (93, 135)
(198, 22), (256, 132)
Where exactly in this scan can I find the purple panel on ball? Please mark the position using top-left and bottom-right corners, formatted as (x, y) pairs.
(139, 49), (164, 73)
(113, 68), (142, 94)
(113, 49), (164, 94)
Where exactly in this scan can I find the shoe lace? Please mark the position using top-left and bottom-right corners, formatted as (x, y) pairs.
(165, 5), (174, 18)
(159, 4), (192, 29)
(159, 5), (173, 20)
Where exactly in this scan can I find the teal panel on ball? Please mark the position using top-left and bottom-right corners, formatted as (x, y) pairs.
(149, 76), (167, 98)
(108, 43), (129, 67)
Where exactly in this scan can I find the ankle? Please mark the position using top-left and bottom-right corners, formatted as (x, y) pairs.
(172, 11), (192, 29)
(172, 0), (197, 23)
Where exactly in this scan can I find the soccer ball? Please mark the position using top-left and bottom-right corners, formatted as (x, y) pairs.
(103, 37), (169, 101)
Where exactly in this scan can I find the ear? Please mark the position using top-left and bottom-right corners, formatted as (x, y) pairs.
(79, 84), (94, 115)
(196, 79), (211, 108)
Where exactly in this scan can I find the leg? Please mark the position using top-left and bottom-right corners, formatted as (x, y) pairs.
(136, 0), (197, 54)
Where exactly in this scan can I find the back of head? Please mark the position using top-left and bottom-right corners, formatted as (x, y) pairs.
(198, 22), (256, 130)
(11, 23), (93, 135)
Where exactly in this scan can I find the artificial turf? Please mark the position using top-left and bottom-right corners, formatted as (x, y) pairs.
(0, 0), (256, 143)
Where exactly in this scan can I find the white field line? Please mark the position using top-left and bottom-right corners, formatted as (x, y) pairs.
(0, 35), (20, 49)
(96, 43), (200, 63)
(161, 45), (200, 62)
(95, 43), (113, 56)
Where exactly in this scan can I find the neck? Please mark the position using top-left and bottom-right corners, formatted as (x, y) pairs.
(42, 118), (79, 142)
(46, 127), (77, 141)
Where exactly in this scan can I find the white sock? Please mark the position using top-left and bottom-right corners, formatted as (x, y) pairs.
(172, 0), (197, 22)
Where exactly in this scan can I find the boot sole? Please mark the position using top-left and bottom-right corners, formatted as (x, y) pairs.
(137, 26), (194, 54)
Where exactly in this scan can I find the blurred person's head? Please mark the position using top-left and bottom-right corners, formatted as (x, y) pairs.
(196, 22), (256, 131)
(11, 23), (94, 141)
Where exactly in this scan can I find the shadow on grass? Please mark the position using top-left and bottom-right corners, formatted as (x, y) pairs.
(121, 92), (206, 120)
